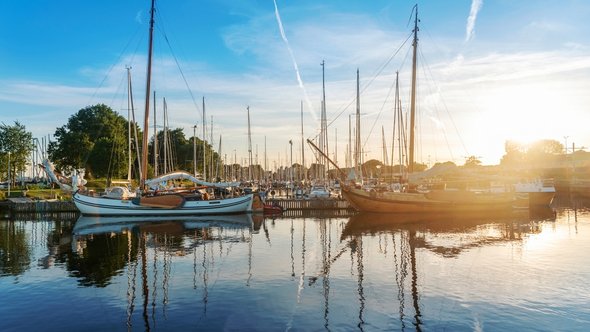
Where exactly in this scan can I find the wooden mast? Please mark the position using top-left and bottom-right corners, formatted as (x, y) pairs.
(355, 68), (361, 181)
(247, 106), (252, 181)
(126, 67), (133, 182)
(141, 0), (156, 190)
(408, 4), (418, 174)
(324, 64), (329, 179)
(300, 100), (305, 181)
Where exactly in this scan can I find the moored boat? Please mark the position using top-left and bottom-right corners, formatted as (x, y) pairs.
(514, 179), (556, 207)
(310, 5), (518, 214)
(72, 0), (253, 217)
(308, 185), (331, 199)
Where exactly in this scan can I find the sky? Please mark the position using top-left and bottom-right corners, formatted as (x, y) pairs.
(1, 0), (590, 168)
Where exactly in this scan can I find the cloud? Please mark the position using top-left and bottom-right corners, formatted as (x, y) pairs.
(465, 0), (483, 42)
(272, 0), (315, 123)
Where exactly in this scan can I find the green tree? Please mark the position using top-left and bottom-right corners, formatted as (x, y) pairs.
(149, 128), (222, 178)
(0, 121), (34, 183)
(48, 104), (132, 179)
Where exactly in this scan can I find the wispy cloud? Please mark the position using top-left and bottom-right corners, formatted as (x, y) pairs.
(272, 0), (316, 123)
(465, 0), (483, 42)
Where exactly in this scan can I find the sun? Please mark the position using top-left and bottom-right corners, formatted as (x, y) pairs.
(474, 82), (569, 154)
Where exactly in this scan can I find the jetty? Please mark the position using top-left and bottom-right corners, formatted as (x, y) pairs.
(1, 196), (353, 219)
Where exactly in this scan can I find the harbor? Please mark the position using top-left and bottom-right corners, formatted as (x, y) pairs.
(2, 0), (590, 330)
(1, 195), (589, 331)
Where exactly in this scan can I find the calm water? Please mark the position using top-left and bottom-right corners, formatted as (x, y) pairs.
(1, 198), (590, 331)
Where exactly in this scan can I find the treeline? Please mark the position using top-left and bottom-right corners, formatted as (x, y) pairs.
(47, 104), (220, 180)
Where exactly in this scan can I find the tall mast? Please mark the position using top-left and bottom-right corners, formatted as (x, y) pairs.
(392, 71), (406, 176)
(381, 126), (388, 167)
(320, 60), (329, 181)
(334, 128), (338, 165)
(153, 90), (158, 177)
(202, 97), (206, 181)
(348, 114), (352, 169)
(140, 0), (156, 189)
(355, 68), (361, 180)
(408, 4), (419, 174)
(300, 100), (305, 181)
(217, 134), (222, 181)
(193, 124), (197, 176)
(163, 97), (167, 174)
(210, 115), (214, 180)
(126, 67), (133, 182)
(247, 106), (252, 181)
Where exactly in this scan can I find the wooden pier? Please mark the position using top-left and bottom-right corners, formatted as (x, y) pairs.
(267, 198), (352, 211)
(1, 198), (78, 219)
(1, 197), (353, 220)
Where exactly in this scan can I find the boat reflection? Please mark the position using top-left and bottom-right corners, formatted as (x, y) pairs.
(337, 208), (555, 330)
(342, 208), (556, 243)
(70, 213), (254, 330)
(73, 213), (254, 237)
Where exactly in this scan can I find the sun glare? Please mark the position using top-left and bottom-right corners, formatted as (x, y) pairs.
(478, 83), (565, 148)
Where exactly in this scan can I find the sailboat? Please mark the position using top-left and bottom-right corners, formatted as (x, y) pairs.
(73, 0), (253, 216)
(336, 5), (517, 213)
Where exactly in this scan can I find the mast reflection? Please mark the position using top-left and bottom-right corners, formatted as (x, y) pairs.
(71, 214), (253, 329)
(340, 208), (555, 330)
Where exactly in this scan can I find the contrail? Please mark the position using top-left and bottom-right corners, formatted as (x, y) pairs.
(273, 0), (318, 123)
(465, 0), (483, 42)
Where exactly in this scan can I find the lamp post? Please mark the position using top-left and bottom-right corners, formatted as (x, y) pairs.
(564, 136), (569, 155)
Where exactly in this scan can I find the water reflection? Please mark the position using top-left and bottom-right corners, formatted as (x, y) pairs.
(3, 201), (588, 330)
(337, 208), (557, 330)
(70, 214), (254, 330)
(0, 219), (72, 277)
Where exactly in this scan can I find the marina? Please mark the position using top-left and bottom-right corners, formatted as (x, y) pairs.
(1, 1), (590, 330)
(1, 195), (589, 331)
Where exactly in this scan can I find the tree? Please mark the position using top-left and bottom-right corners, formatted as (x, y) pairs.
(528, 139), (562, 155)
(464, 155), (482, 168)
(526, 139), (562, 167)
(147, 128), (223, 179)
(48, 104), (132, 179)
(500, 139), (563, 168)
(0, 121), (34, 183)
(500, 140), (525, 167)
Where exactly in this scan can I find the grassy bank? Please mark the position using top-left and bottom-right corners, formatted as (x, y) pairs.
(0, 187), (71, 201)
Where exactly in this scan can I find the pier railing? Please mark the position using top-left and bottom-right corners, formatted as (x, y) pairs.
(267, 198), (352, 211)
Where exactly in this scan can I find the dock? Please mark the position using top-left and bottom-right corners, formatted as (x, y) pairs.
(1, 197), (353, 219)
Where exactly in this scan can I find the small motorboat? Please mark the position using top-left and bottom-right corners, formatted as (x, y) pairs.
(264, 202), (285, 214)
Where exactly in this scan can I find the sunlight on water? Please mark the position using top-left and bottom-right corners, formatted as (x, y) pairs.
(1, 204), (590, 331)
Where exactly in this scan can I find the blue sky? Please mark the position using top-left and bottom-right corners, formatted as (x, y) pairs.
(2, 0), (590, 167)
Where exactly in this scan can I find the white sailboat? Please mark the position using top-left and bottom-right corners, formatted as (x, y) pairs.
(73, 0), (253, 216)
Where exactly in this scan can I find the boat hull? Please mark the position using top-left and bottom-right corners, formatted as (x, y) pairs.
(341, 186), (515, 213)
(73, 192), (253, 216)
